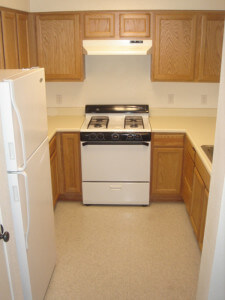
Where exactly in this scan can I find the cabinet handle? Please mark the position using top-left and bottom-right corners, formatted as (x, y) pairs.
(0, 224), (10, 243)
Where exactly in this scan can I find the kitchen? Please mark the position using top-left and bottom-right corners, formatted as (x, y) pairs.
(0, 0), (225, 299)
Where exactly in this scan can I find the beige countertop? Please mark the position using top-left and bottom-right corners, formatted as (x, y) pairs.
(47, 115), (84, 140)
(48, 114), (216, 174)
(150, 116), (216, 174)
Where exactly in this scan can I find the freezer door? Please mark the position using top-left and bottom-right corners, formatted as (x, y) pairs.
(0, 68), (48, 171)
(8, 138), (56, 299)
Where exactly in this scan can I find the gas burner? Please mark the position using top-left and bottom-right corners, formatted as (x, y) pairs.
(124, 116), (144, 129)
(88, 116), (109, 129)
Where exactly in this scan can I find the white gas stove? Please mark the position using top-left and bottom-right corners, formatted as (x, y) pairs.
(80, 105), (151, 205)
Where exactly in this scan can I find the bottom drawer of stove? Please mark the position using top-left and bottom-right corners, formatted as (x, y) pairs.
(82, 182), (150, 205)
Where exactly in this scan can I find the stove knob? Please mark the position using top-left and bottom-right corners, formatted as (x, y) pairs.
(97, 133), (104, 140)
(127, 134), (134, 141)
(135, 134), (142, 141)
(112, 133), (119, 141)
(89, 133), (97, 140)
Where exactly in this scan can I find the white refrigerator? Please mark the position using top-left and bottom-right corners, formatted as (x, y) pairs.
(0, 68), (56, 299)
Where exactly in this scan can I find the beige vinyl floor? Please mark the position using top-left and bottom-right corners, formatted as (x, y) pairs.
(44, 201), (201, 300)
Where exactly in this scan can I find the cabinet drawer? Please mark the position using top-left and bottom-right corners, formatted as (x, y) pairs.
(49, 135), (56, 157)
(152, 133), (184, 147)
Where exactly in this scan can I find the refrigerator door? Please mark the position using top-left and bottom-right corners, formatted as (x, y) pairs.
(8, 138), (56, 299)
(0, 68), (48, 172)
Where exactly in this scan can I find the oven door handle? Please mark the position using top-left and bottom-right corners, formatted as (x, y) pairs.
(82, 141), (149, 146)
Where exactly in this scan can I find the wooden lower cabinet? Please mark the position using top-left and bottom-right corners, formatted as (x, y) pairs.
(190, 167), (209, 250)
(59, 132), (82, 200)
(181, 137), (195, 214)
(151, 133), (184, 201)
(198, 188), (209, 250)
(49, 135), (60, 207)
(190, 168), (205, 237)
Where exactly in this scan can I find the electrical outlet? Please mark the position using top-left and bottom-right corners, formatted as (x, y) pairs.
(168, 94), (174, 104)
(201, 94), (208, 105)
(56, 94), (62, 105)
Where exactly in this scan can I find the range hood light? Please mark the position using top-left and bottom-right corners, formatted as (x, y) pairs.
(83, 40), (152, 55)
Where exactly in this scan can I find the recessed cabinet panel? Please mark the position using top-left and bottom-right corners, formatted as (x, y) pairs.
(196, 14), (224, 82)
(36, 14), (83, 81)
(152, 13), (197, 81)
(16, 13), (30, 68)
(119, 13), (151, 38)
(84, 13), (115, 38)
(1, 11), (19, 68)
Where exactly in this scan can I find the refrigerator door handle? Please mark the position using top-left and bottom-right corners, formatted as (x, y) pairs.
(20, 171), (30, 250)
(10, 85), (27, 171)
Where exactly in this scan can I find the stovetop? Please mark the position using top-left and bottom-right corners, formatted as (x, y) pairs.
(81, 105), (151, 133)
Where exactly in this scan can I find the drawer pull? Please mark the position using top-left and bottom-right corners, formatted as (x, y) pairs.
(110, 185), (122, 191)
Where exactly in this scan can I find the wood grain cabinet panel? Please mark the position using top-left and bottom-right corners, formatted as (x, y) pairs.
(16, 13), (30, 68)
(151, 147), (183, 200)
(1, 11), (19, 68)
(196, 14), (224, 82)
(152, 13), (197, 81)
(181, 136), (195, 214)
(84, 13), (115, 38)
(60, 133), (82, 199)
(119, 13), (151, 38)
(190, 168), (205, 239)
(0, 15), (4, 68)
(36, 14), (83, 81)
(181, 151), (195, 214)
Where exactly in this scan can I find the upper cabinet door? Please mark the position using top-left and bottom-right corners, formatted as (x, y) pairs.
(84, 13), (115, 38)
(36, 14), (84, 81)
(195, 14), (224, 82)
(152, 13), (197, 81)
(0, 15), (5, 68)
(1, 11), (19, 68)
(119, 13), (151, 38)
(16, 13), (30, 68)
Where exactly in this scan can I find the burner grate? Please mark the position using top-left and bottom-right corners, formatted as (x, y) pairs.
(124, 116), (144, 129)
(88, 116), (109, 129)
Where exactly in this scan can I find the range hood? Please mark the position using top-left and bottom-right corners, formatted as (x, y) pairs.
(83, 40), (152, 55)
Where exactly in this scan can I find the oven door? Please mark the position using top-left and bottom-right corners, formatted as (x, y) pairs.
(81, 142), (150, 182)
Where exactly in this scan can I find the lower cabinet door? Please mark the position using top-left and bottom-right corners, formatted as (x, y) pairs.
(198, 188), (209, 250)
(82, 182), (150, 205)
(190, 168), (205, 239)
(50, 150), (59, 207)
(151, 147), (183, 200)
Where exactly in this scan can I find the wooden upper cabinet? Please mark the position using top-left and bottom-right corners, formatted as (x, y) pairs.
(119, 13), (151, 38)
(0, 15), (5, 68)
(152, 13), (197, 81)
(36, 13), (84, 81)
(84, 13), (115, 38)
(1, 11), (19, 68)
(16, 13), (30, 68)
(195, 14), (224, 82)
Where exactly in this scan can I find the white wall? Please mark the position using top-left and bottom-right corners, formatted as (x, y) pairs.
(0, 0), (29, 11)
(30, 0), (225, 12)
(46, 56), (219, 109)
(196, 23), (225, 300)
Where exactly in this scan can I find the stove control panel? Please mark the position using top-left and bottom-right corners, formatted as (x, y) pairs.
(80, 132), (151, 142)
